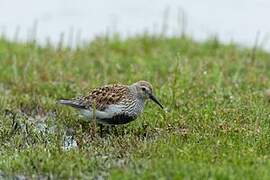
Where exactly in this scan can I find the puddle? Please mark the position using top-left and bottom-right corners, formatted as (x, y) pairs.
(26, 113), (78, 150)
(27, 114), (56, 134)
(3, 108), (79, 150)
(63, 134), (78, 150)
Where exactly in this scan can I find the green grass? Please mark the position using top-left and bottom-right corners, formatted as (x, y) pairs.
(0, 34), (270, 179)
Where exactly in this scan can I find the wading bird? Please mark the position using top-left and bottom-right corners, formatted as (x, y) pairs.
(59, 80), (163, 125)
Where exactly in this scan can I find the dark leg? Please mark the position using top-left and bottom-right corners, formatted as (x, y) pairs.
(111, 125), (118, 136)
(99, 124), (104, 137)
(105, 125), (111, 134)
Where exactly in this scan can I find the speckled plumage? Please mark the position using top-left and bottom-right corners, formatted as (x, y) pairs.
(73, 84), (129, 110)
(59, 80), (163, 125)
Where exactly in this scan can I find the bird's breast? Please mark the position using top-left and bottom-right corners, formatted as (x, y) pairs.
(123, 98), (144, 117)
(98, 99), (144, 125)
(79, 99), (145, 125)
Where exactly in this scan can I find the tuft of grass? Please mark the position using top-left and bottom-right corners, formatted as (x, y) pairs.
(0, 34), (270, 179)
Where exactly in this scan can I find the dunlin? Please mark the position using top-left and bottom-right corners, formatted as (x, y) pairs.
(59, 80), (163, 125)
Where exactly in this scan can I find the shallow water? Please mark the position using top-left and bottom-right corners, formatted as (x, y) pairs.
(0, 0), (269, 49)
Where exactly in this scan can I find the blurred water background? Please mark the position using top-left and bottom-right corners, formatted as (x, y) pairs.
(0, 0), (269, 49)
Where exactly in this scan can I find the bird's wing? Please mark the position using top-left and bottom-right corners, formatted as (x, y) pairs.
(70, 84), (129, 111)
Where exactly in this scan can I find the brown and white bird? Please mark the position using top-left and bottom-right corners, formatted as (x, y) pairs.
(58, 80), (163, 125)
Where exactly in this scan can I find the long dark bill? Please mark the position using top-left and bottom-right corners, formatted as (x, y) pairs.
(149, 94), (163, 109)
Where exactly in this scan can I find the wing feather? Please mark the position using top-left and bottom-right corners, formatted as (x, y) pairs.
(69, 84), (129, 111)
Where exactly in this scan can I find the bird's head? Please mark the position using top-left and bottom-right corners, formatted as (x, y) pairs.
(131, 80), (163, 109)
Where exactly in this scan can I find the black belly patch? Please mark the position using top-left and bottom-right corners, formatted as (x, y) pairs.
(100, 114), (136, 125)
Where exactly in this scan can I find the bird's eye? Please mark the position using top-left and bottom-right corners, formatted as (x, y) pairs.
(142, 87), (146, 91)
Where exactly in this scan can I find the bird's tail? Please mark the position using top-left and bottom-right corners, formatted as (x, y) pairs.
(58, 99), (85, 109)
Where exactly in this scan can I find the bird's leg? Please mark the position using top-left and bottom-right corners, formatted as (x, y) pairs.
(104, 125), (113, 135)
(99, 124), (104, 137)
(111, 125), (118, 136)
(121, 125), (126, 136)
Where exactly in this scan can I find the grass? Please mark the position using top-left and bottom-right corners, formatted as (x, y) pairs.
(0, 34), (270, 179)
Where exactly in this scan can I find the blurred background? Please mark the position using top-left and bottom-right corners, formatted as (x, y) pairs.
(0, 0), (269, 49)
(1, 1), (270, 179)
